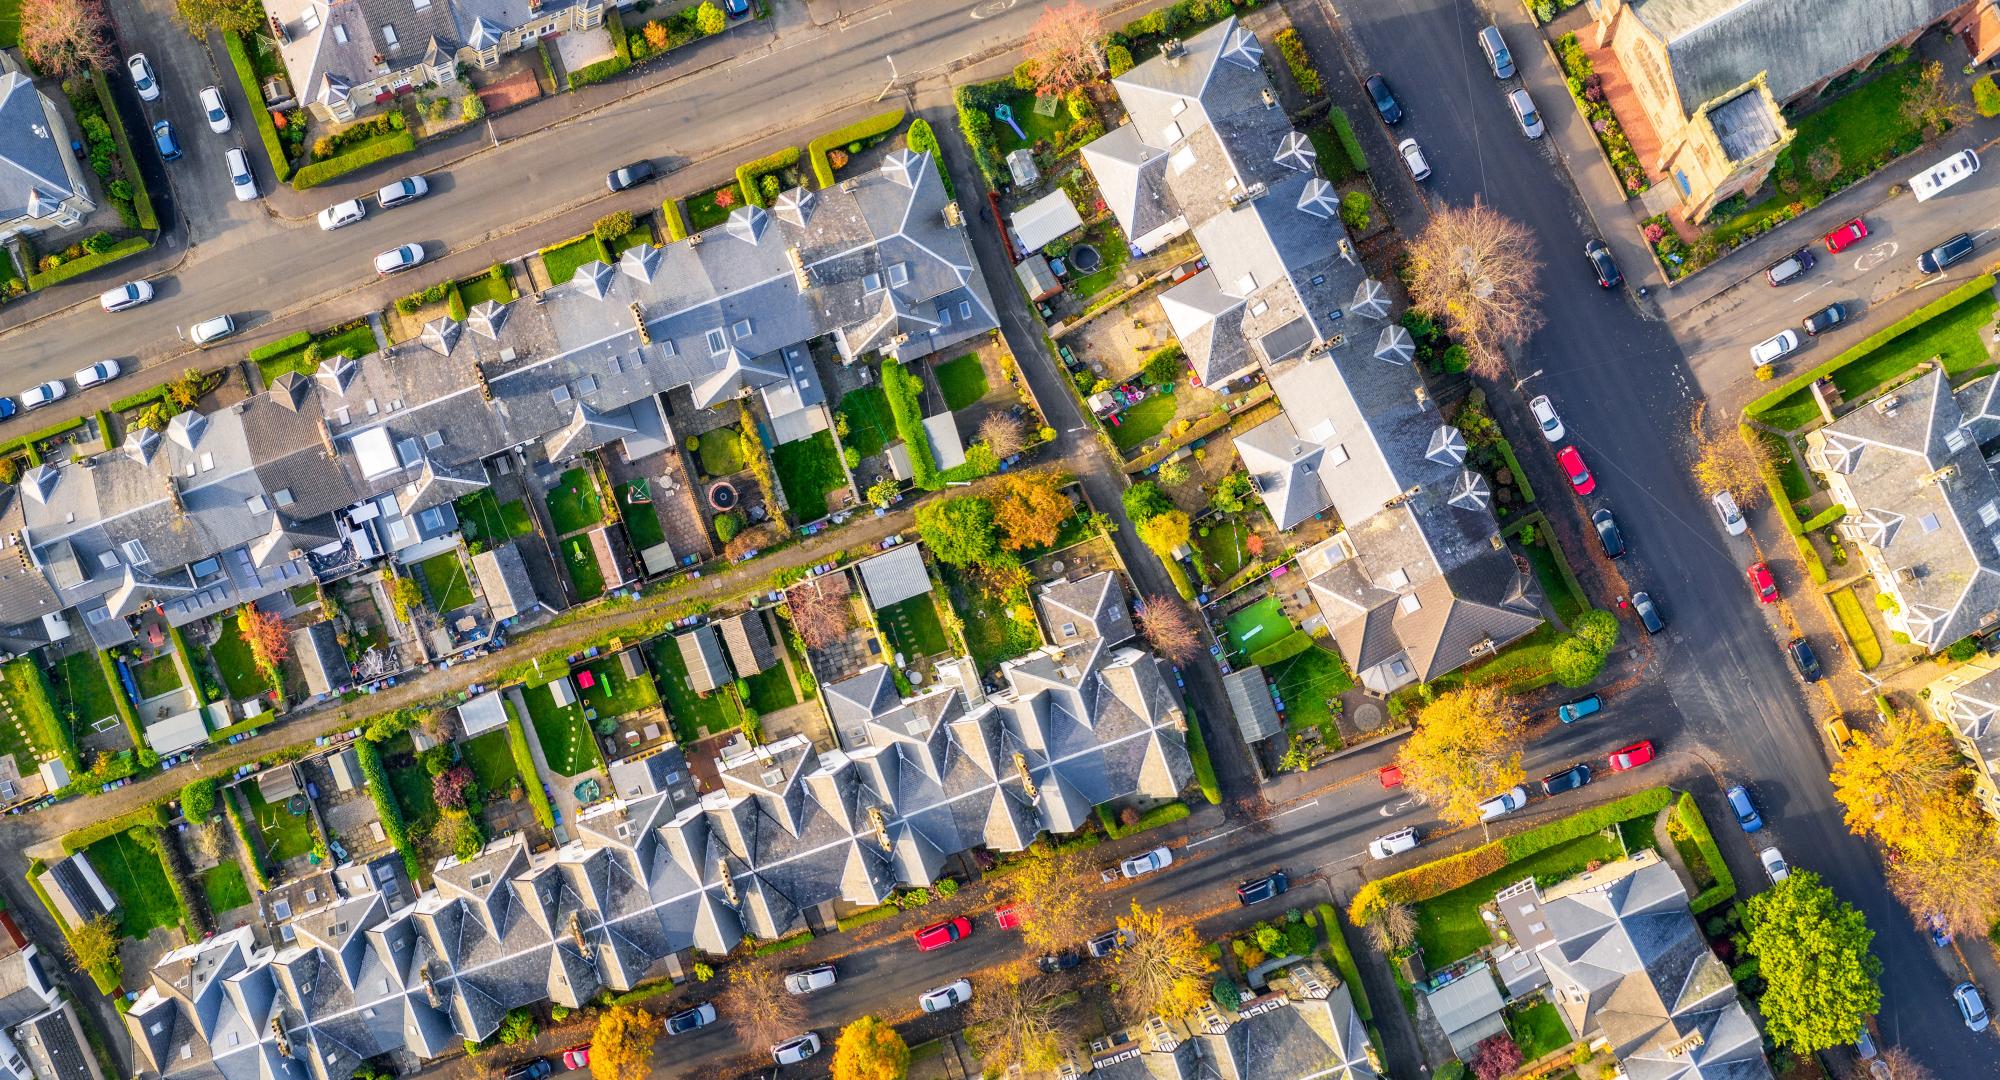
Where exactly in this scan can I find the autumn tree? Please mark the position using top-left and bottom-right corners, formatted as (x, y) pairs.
(588, 1006), (657, 1080)
(993, 472), (1071, 551)
(831, 1015), (908, 1080)
(1365, 901), (1417, 954)
(720, 962), (804, 1054)
(1829, 710), (1968, 851)
(65, 914), (120, 978)
(18, 0), (111, 77)
(1210, 471), (1255, 514)
(1111, 901), (1211, 1019)
(1901, 60), (1969, 139)
(785, 578), (852, 650)
(1025, 0), (1103, 98)
(867, 477), (901, 509)
(1405, 198), (1543, 375)
(1001, 841), (1100, 954)
(1688, 404), (1769, 506)
(968, 971), (1075, 1073)
(239, 604), (290, 675)
(980, 413), (1026, 459)
(173, 0), (261, 34)
(1743, 870), (1882, 1054)
(1134, 596), (1201, 663)
(1885, 843), (2000, 939)
(1878, 1046), (1936, 1080)
(1136, 509), (1191, 556)
(1469, 1035), (1522, 1080)
(1395, 686), (1525, 826)
(916, 495), (999, 566)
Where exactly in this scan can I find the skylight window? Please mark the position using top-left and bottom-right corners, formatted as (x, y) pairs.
(863, 272), (883, 292)
(887, 263), (909, 287)
(706, 329), (728, 354)
(733, 318), (753, 338)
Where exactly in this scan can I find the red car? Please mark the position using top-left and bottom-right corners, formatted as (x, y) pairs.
(1608, 740), (1656, 772)
(1557, 446), (1596, 496)
(1747, 562), (1777, 604)
(561, 1046), (590, 1071)
(914, 916), (973, 951)
(995, 904), (1024, 930)
(1378, 764), (1404, 788)
(1823, 217), (1868, 253)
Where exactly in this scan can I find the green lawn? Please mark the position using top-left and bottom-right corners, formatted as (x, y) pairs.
(837, 385), (896, 458)
(243, 782), (316, 863)
(1758, 431), (1812, 504)
(648, 636), (746, 743)
(743, 662), (799, 714)
(618, 480), (668, 551)
(935, 354), (988, 410)
(461, 728), (521, 794)
(0, 658), (59, 773)
(1415, 831), (1626, 965)
(1064, 221), (1131, 300)
(576, 656), (660, 718)
(521, 680), (602, 776)
(0, 0), (20, 48)
(945, 562), (1042, 674)
(559, 534), (606, 601)
(877, 593), (950, 659)
(1268, 642), (1355, 745)
(48, 650), (121, 735)
(542, 235), (607, 286)
(131, 655), (184, 700)
(0, 248), (19, 293)
(993, 87), (1072, 153)
(1109, 392), (1176, 452)
(1306, 119), (1363, 184)
(1522, 539), (1587, 624)
(84, 832), (178, 937)
(255, 322), (379, 382)
(1196, 520), (1252, 581)
(546, 468), (605, 534)
(202, 863), (252, 914)
(458, 490), (536, 547)
(697, 428), (749, 476)
(1760, 285), (1998, 430)
(458, 268), (518, 308)
(607, 224), (653, 257)
(389, 761), (439, 829)
(686, 183), (746, 232)
(773, 430), (846, 522)
(414, 551), (476, 612)
(209, 612), (272, 700)
(1508, 1000), (1572, 1061)
(1224, 597), (1294, 659)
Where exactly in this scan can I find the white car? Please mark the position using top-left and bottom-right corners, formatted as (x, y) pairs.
(1398, 137), (1431, 182)
(1119, 846), (1173, 879)
(1759, 846), (1789, 883)
(189, 316), (237, 346)
(377, 176), (430, 208)
(917, 979), (972, 1013)
(100, 281), (154, 312)
(1477, 786), (1530, 821)
(1367, 827), (1420, 860)
(374, 244), (426, 275)
(1712, 490), (1747, 536)
(318, 199), (367, 231)
(771, 1034), (820, 1065)
(127, 54), (159, 101)
(19, 382), (66, 411)
(1508, 88), (1545, 139)
(226, 147), (258, 202)
(1528, 395), (1564, 442)
(782, 965), (836, 995)
(1750, 329), (1800, 367)
(199, 86), (231, 133)
(73, 361), (122, 389)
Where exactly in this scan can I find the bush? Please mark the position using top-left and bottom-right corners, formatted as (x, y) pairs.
(1339, 190), (1372, 232)
(735, 145), (801, 207)
(594, 210), (635, 242)
(1183, 708), (1222, 805)
(809, 108), (905, 188)
(695, 0), (725, 34)
(180, 778), (217, 821)
(290, 131), (417, 189)
(569, 55), (633, 89)
(1141, 343), (1185, 386)
(1211, 977), (1242, 1009)
(882, 358), (940, 488)
(25, 236), (150, 291)
(1673, 791), (1738, 914)
(223, 33), (290, 180)
(714, 511), (743, 542)
(904, 118), (953, 199)
(1274, 28), (1322, 98)
(1977, 75), (2000, 118)
(1328, 108), (1369, 173)
(660, 197), (689, 241)
(506, 714), (556, 829)
(223, 789), (273, 890)
(1097, 800), (1190, 839)
(356, 737), (422, 881)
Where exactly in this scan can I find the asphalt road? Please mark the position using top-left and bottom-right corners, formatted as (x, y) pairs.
(1323, 0), (2000, 1071)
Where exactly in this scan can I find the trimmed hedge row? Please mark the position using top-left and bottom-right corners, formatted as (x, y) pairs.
(94, 649), (146, 760)
(750, 930), (814, 956)
(248, 331), (312, 362)
(506, 713), (557, 830)
(881, 358), (940, 488)
(290, 131), (417, 190)
(1097, 800), (1191, 839)
(905, 118), (952, 200)
(1274, 28), (1323, 98)
(836, 902), (903, 932)
(224, 786), (274, 890)
(26, 236), (151, 291)
(569, 54), (632, 90)
(1495, 438), (1535, 502)
(735, 146), (801, 208)
(62, 801), (172, 854)
(1328, 108), (1369, 173)
(1800, 504), (1846, 531)
(1316, 902), (1370, 1021)
(809, 108), (906, 188)
(223, 32), (291, 182)
(1747, 424), (1831, 583)
(1181, 703), (1222, 805)
(1673, 791), (1737, 914)
(356, 738), (423, 881)
(659, 197), (689, 242)
(90, 72), (158, 231)
(126, 826), (199, 937)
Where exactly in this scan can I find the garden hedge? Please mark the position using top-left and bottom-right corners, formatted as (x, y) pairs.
(835, 903), (903, 932)
(1181, 704), (1222, 805)
(1494, 438), (1535, 503)
(247, 331), (312, 362)
(26, 237), (151, 291)
(291, 131), (417, 190)
(62, 801), (172, 854)
(1673, 791), (1737, 914)
(90, 72), (157, 231)
(569, 55), (632, 90)
(1274, 29), (1323, 98)
(750, 930), (814, 956)
(1247, 631), (1314, 668)
(1328, 108), (1368, 173)
(735, 146), (801, 208)
(1746, 274), (1998, 422)
(1316, 902), (1371, 1021)
(224, 787), (273, 890)
(659, 197), (689, 242)
(1097, 800), (1191, 839)
(881, 358), (940, 488)
(357, 737), (423, 881)
(5, 657), (80, 775)
(223, 32), (291, 182)
(905, 118), (952, 199)
(94, 649), (146, 758)
(128, 826), (200, 937)
(809, 108), (906, 188)
(1799, 504), (1846, 531)
(954, 84), (1006, 188)
(506, 713), (557, 829)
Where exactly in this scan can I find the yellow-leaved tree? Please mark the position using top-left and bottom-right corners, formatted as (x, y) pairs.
(1395, 685), (1525, 826)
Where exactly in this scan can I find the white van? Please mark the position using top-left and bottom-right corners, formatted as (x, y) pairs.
(1911, 149), (1979, 202)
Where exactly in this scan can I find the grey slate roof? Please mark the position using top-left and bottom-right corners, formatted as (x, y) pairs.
(675, 624), (729, 693)
(0, 64), (83, 230)
(717, 610), (776, 676)
(856, 544), (929, 610)
(290, 622), (347, 697)
(472, 543), (535, 622)
(1221, 667), (1282, 744)
(1039, 571), (1131, 648)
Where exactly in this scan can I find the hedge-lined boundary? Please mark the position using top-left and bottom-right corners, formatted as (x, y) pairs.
(1097, 800), (1191, 839)
(1673, 791), (1737, 914)
(505, 710), (556, 829)
(1328, 108), (1369, 173)
(1495, 438), (1536, 502)
(290, 131), (417, 190)
(1746, 274), (1998, 422)
(1316, 902), (1371, 1022)
(125, 826), (199, 938)
(224, 786), (273, 890)
(735, 146), (801, 208)
(1800, 505), (1845, 531)
(905, 118), (952, 200)
(26, 859), (120, 993)
(569, 54), (632, 90)
(356, 738), (422, 881)
(94, 649), (146, 760)
(1274, 28), (1323, 98)
(90, 71), (158, 231)
(248, 331), (312, 362)
(750, 930), (814, 956)
(836, 903), (903, 932)
(659, 198), (689, 242)
(62, 801), (172, 854)
(26, 236), (151, 291)
(1181, 701), (1222, 805)
(223, 32), (291, 182)
(3, 657), (80, 775)
(168, 623), (208, 711)
(881, 358), (939, 488)
(809, 108), (905, 188)
(1747, 424), (1830, 583)
(1247, 630), (1314, 668)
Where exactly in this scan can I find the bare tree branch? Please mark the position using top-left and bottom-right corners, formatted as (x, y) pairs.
(967, 971), (1077, 1073)
(1026, 0), (1103, 99)
(18, 0), (111, 78)
(718, 962), (804, 1055)
(1404, 197), (1544, 376)
(1134, 597), (1201, 664)
(784, 577), (852, 650)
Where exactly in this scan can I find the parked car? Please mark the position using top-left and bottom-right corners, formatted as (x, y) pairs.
(1507, 88), (1544, 138)
(1608, 740), (1656, 772)
(1632, 591), (1664, 634)
(1477, 786), (1529, 821)
(226, 146), (258, 201)
(0, 398), (19, 423)
(501, 1062), (551, 1080)
(152, 120), (181, 162)
(1557, 695), (1601, 724)
(1478, 25), (1514, 78)
(1823, 217), (1868, 253)
(1541, 763), (1592, 796)
(1086, 928), (1134, 958)
(1592, 509), (1625, 558)
(19, 382), (66, 411)
(73, 361), (122, 389)
(723, 0), (749, 15)
(772, 1034), (821, 1065)
(199, 85), (231, 133)
(100, 281), (153, 313)
(1368, 827), (1420, 859)
(1759, 846), (1790, 883)
(1746, 561), (1777, 603)
(914, 916), (972, 951)
(127, 54), (160, 101)
(318, 198), (367, 230)
(607, 160), (659, 192)
(189, 316), (236, 346)
(1397, 138), (1431, 181)
(1725, 785), (1763, 833)
(1955, 981), (1991, 1033)
(1765, 247), (1815, 285)
(374, 244), (426, 275)
(1751, 329), (1801, 367)
(1584, 239), (1622, 289)
(918, 979), (972, 1013)
(783, 965), (836, 994)
(1236, 870), (1289, 905)
(1803, 302), (1848, 336)
(1787, 636), (1822, 682)
(1557, 445), (1595, 496)
(1120, 846), (1173, 879)
(1377, 763), (1404, 787)
(1037, 950), (1084, 973)
(378, 176), (430, 208)
(1713, 490), (1747, 536)
(559, 1044), (590, 1070)
(1364, 73), (1402, 124)
(1919, 232), (1975, 274)
(1528, 394), (1564, 442)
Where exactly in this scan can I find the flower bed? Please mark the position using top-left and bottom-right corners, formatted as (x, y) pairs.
(1555, 33), (1648, 196)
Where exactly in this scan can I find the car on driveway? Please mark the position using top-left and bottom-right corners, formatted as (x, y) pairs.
(1726, 785), (1763, 833)
(772, 1034), (820, 1065)
(1363, 74), (1402, 124)
(152, 121), (181, 162)
(783, 964), (836, 994)
(199, 86), (231, 133)
(1368, 828), (1420, 859)
(1120, 846), (1173, 879)
(1955, 982), (1991, 1032)
(1236, 870), (1289, 905)
(378, 176), (430, 208)
(1765, 247), (1815, 285)
(374, 244), (426, 274)
(74, 361), (121, 389)
(1585, 239), (1622, 288)
(1557, 445), (1595, 495)
(1507, 89), (1544, 138)
(127, 54), (160, 101)
(1824, 217), (1868, 253)
(1803, 302), (1848, 336)
(1557, 695), (1601, 724)
(1086, 928), (1134, 958)
(1608, 740), (1655, 772)
(1477, 786), (1529, 821)
(19, 382), (65, 411)
(1919, 232), (1975, 274)
(1632, 591), (1665, 634)
(914, 916), (972, 952)
(1037, 950), (1083, 973)
(319, 199), (367, 230)
(1759, 846), (1790, 883)
(1592, 509), (1625, 558)
(502, 1062), (550, 1080)
(918, 979), (972, 1013)
(1751, 329), (1800, 367)
(1528, 395), (1564, 442)
(100, 281), (153, 313)
(226, 147), (258, 201)
(1786, 636), (1822, 681)
(1747, 561), (1777, 603)
(607, 160), (659, 192)
(1541, 763), (1592, 796)
(1397, 138), (1431, 181)
(1713, 490), (1747, 535)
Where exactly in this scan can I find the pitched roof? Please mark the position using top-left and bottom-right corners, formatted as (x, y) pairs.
(718, 610), (776, 676)
(857, 545), (929, 610)
(0, 67), (82, 229)
(1221, 666), (1282, 743)
(675, 624), (729, 693)
(472, 543), (536, 622)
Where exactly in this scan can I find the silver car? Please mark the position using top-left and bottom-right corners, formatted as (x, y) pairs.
(772, 1034), (820, 1065)
(373, 244), (426, 275)
(190, 316), (237, 346)
(199, 86), (231, 133)
(226, 147), (258, 201)
(783, 965), (836, 995)
(1477, 786), (1529, 821)
(127, 54), (160, 101)
(100, 281), (153, 313)
(73, 361), (122, 389)
(1508, 89), (1544, 138)
(1750, 329), (1799, 367)
(318, 199), (367, 231)
(377, 176), (430, 208)
(1398, 138), (1431, 182)
(917, 978), (972, 1013)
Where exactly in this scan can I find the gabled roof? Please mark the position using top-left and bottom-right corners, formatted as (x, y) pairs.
(675, 624), (730, 693)
(1038, 570), (1131, 647)
(0, 68), (83, 228)
(856, 544), (928, 610)
(718, 610), (776, 675)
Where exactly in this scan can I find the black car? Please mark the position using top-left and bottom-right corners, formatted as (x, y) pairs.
(1591, 509), (1624, 559)
(1803, 302), (1848, 336)
(1037, 949), (1084, 973)
(503, 1062), (553, 1080)
(1765, 247), (1815, 286)
(1632, 591), (1664, 634)
(1236, 870), (1289, 905)
(1541, 763), (1592, 796)
(1919, 232), (1975, 274)
(1584, 239), (1622, 289)
(607, 160), (659, 192)
(1363, 74), (1402, 125)
(1787, 636), (1822, 682)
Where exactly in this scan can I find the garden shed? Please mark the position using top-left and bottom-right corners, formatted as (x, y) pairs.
(858, 545), (929, 610)
(1010, 190), (1083, 255)
(145, 709), (210, 757)
(457, 690), (510, 737)
(1016, 255), (1061, 302)
(1425, 963), (1508, 1057)
(1222, 667), (1282, 744)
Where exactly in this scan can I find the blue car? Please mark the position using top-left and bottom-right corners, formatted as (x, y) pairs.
(723, 0), (748, 13)
(1725, 785), (1763, 833)
(1557, 695), (1601, 724)
(0, 397), (16, 422)
(152, 119), (181, 162)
